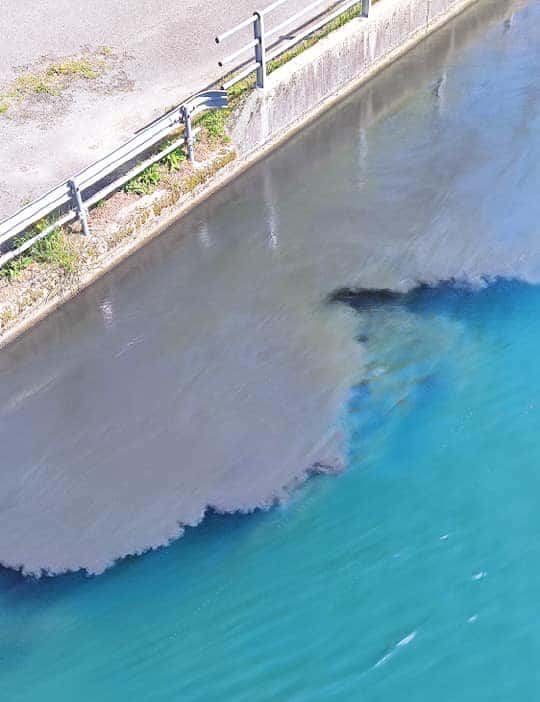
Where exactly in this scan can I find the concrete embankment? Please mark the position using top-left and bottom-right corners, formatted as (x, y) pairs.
(0, 0), (478, 347)
(231, 0), (477, 156)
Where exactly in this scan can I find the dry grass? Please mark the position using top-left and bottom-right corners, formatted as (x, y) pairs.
(0, 50), (116, 115)
(1, 226), (78, 281)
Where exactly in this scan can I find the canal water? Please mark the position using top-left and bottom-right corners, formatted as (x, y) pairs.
(1, 0), (540, 697)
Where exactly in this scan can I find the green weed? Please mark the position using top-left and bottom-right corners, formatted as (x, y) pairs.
(198, 108), (231, 142)
(124, 163), (161, 195)
(45, 59), (98, 80)
(7, 74), (55, 98)
(1, 222), (76, 280)
(2, 253), (34, 279)
(31, 228), (77, 270)
(161, 145), (186, 172)
(1, 53), (110, 109)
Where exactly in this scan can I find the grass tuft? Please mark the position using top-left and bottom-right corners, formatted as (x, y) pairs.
(161, 144), (187, 172)
(0, 53), (113, 114)
(123, 163), (162, 195)
(7, 74), (56, 98)
(197, 108), (231, 142)
(45, 59), (98, 80)
(1, 222), (76, 280)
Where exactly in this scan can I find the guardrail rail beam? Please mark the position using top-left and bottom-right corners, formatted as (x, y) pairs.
(0, 90), (228, 269)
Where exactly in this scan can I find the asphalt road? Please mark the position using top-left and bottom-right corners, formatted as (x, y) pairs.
(1, 0), (332, 219)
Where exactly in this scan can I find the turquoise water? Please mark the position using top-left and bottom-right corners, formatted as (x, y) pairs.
(3, 0), (540, 697)
(2, 279), (540, 700)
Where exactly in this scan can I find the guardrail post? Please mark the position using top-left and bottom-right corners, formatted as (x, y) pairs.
(68, 178), (90, 236)
(181, 106), (196, 163)
(362, 0), (371, 17)
(253, 11), (267, 89)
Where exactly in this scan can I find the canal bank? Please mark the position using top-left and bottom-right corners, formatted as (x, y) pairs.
(0, 0), (483, 348)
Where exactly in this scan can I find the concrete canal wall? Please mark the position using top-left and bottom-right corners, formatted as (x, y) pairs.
(232, 0), (476, 156)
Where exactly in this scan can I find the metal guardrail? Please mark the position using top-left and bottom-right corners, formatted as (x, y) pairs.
(0, 0), (372, 271)
(216, 0), (371, 89)
(0, 90), (227, 269)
